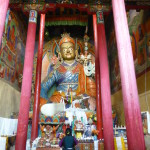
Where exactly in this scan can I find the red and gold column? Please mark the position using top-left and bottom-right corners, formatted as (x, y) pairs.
(15, 10), (37, 150)
(97, 10), (114, 150)
(93, 14), (103, 139)
(0, 0), (9, 44)
(31, 14), (45, 142)
(112, 0), (145, 149)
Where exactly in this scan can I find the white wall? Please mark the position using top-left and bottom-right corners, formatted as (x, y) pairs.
(0, 79), (21, 118)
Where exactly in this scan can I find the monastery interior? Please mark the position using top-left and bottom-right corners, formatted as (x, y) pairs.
(0, 0), (150, 149)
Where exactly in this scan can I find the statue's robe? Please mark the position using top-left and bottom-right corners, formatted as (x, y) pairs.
(40, 61), (96, 104)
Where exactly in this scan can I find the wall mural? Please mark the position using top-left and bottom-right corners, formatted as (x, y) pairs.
(108, 10), (150, 94)
(0, 10), (26, 89)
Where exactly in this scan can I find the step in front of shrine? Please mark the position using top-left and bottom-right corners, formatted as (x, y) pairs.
(36, 142), (104, 150)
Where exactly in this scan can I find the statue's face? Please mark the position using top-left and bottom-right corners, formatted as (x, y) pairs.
(60, 42), (75, 60)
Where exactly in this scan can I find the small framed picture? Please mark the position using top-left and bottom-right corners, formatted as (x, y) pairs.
(84, 125), (92, 137)
(141, 111), (150, 134)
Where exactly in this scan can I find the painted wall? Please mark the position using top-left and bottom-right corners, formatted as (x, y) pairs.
(111, 71), (150, 125)
(0, 10), (26, 117)
(108, 10), (150, 94)
(0, 10), (26, 90)
(107, 10), (150, 125)
(0, 79), (21, 117)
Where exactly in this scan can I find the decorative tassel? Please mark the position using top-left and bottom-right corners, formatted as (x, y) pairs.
(114, 137), (118, 150)
(121, 137), (126, 150)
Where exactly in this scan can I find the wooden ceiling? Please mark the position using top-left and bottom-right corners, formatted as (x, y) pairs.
(9, 0), (150, 5)
(9, 0), (150, 40)
(9, 0), (150, 14)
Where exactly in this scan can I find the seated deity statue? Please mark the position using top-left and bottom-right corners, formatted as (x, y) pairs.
(40, 33), (96, 105)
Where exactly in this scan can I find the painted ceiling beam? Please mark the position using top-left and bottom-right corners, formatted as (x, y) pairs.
(9, 1), (150, 15)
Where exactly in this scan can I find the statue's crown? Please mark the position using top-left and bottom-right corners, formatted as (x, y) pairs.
(59, 33), (75, 46)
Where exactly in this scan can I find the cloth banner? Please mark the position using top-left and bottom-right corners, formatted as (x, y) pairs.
(0, 117), (18, 136)
(0, 137), (6, 150)
(114, 137), (125, 150)
(94, 140), (98, 150)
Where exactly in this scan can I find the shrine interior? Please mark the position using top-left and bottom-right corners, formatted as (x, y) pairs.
(0, 0), (150, 149)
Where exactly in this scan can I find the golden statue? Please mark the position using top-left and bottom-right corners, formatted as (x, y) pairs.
(40, 33), (96, 105)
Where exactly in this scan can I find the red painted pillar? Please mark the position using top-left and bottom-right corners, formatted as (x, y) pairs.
(31, 14), (45, 142)
(93, 14), (103, 139)
(0, 0), (9, 44)
(15, 10), (37, 150)
(96, 11), (114, 150)
(112, 0), (145, 149)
